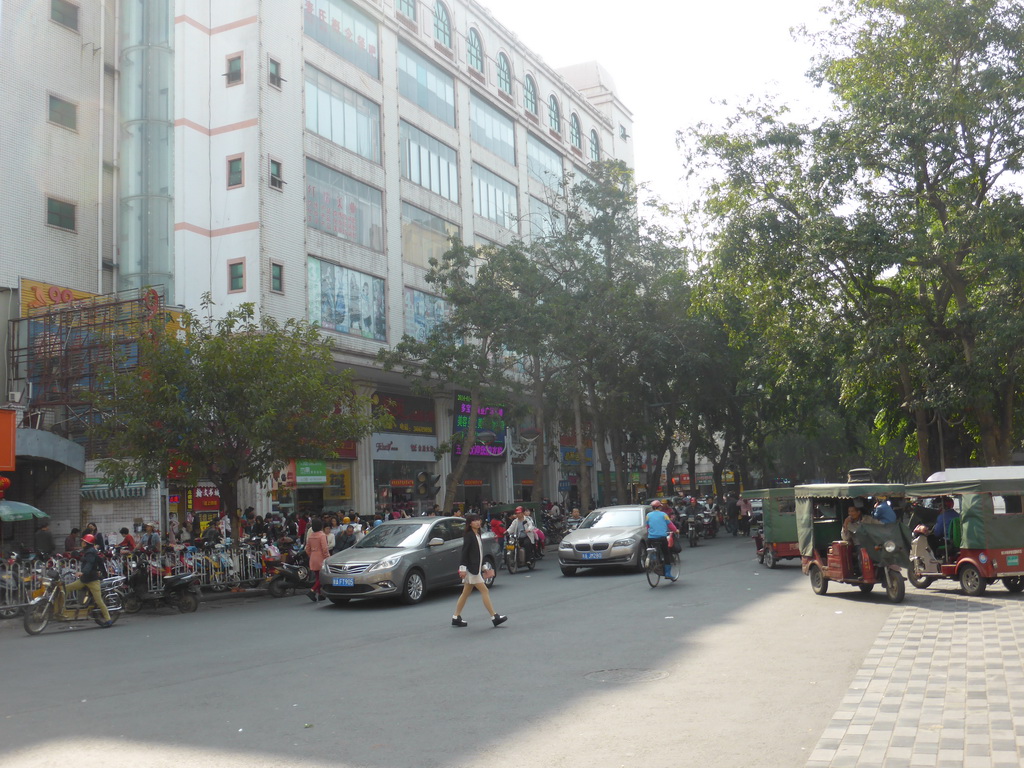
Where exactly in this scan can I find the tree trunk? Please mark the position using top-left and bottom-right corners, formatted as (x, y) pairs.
(531, 354), (546, 502)
(443, 388), (480, 513)
(573, 389), (592, 513)
(610, 432), (628, 504)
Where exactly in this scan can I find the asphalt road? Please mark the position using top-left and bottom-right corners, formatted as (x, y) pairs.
(0, 534), (896, 768)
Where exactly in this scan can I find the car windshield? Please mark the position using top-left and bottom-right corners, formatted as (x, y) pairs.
(580, 508), (642, 529)
(355, 523), (429, 549)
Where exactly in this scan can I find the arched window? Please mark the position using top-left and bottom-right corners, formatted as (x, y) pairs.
(497, 53), (512, 94)
(433, 1), (451, 48)
(524, 75), (537, 114)
(396, 0), (416, 20)
(590, 130), (600, 162)
(468, 28), (484, 71)
(548, 94), (560, 133)
(570, 113), (582, 149)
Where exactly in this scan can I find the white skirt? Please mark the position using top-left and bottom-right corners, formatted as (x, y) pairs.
(464, 573), (485, 585)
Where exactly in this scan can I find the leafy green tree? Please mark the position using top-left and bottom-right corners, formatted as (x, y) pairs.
(89, 299), (387, 526)
(378, 239), (538, 512)
(688, 0), (1024, 477)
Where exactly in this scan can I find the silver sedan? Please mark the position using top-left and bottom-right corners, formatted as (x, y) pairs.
(319, 517), (498, 605)
(557, 505), (652, 576)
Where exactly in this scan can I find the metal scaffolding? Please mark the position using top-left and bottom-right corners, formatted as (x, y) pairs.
(8, 287), (166, 458)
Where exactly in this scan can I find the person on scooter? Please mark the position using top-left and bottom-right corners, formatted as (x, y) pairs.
(67, 534), (112, 627)
(506, 506), (536, 562)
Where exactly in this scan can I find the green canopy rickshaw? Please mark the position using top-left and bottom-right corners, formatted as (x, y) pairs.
(905, 478), (1024, 595)
(795, 483), (911, 603)
(742, 488), (797, 568)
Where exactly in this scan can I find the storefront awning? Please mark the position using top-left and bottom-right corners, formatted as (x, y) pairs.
(80, 482), (150, 500)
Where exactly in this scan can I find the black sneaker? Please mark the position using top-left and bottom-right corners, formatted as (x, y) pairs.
(306, 591), (317, 602)
(452, 616), (468, 627)
(491, 614), (508, 627)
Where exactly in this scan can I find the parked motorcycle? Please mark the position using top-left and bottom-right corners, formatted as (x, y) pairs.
(23, 570), (125, 635)
(266, 547), (312, 598)
(504, 531), (535, 574)
(123, 554), (200, 614)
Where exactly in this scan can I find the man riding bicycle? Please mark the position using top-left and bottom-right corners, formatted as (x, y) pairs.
(645, 500), (678, 581)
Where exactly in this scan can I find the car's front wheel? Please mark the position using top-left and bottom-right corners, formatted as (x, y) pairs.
(400, 570), (426, 605)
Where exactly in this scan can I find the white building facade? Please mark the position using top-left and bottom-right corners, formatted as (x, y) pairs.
(1, 0), (632, 533)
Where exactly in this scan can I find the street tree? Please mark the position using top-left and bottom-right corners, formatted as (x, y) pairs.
(378, 238), (539, 513)
(88, 299), (387, 527)
(688, 0), (1024, 477)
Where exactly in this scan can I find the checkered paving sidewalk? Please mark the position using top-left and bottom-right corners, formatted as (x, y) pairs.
(806, 589), (1024, 768)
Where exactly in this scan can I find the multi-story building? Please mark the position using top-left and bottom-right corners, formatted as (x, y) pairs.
(0, 0), (632, 540)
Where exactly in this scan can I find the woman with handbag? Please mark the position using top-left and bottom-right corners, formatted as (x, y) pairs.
(452, 514), (507, 628)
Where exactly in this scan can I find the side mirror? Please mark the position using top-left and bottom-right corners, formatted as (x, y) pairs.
(427, 537), (445, 547)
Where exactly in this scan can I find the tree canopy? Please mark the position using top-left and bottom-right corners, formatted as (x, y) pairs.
(89, 299), (389, 520)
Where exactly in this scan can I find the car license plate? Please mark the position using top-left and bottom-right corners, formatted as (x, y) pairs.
(582, 552), (603, 560)
(332, 577), (354, 587)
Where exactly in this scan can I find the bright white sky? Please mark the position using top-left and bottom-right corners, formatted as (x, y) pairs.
(482, 0), (835, 208)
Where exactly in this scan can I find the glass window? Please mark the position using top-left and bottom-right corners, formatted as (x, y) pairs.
(404, 287), (448, 341)
(48, 95), (77, 130)
(472, 163), (518, 230)
(227, 156), (244, 188)
(226, 55), (243, 85)
(570, 114), (581, 149)
(51, 0), (78, 31)
(398, 41), (456, 126)
(305, 157), (384, 251)
(399, 121), (459, 203)
(46, 197), (76, 231)
(402, 203), (459, 270)
(524, 75), (537, 114)
(470, 93), (515, 164)
(269, 58), (282, 88)
(396, 0), (416, 20)
(270, 159), (284, 190)
(548, 94), (560, 133)
(526, 133), (562, 189)
(468, 28), (483, 72)
(271, 262), (284, 293)
(529, 196), (563, 240)
(304, 0), (379, 79)
(590, 129), (600, 163)
(307, 256), (387, 341)
(305, 66), (381, 162)
(433, 2), (451, 48)
(229, 261), (245, 291)
(497, 54), (512, 95)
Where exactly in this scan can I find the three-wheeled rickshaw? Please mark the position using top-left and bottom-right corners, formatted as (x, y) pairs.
(904, 478), (1024, 596)
(744, 488), (798, 568)
(795, 483), (911, 603)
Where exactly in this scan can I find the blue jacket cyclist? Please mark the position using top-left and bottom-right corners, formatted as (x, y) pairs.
(645, 501), (677, 581)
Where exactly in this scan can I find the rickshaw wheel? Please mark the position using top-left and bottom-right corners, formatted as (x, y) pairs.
(959, 564), (986, 596)
(908, 562), (935, 589)
(885, 570), (905, 603)
(809, 564), (828, 595)
(858, 583), (874, 593)
(764, 547), (777, 569)
(1002, 577), (1024, 593)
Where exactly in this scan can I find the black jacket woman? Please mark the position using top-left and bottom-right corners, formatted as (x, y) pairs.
(452, 514), (507, 628)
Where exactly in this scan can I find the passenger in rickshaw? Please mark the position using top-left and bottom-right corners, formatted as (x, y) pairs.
(841, 500), (880, 575)
(930, 498), (960, 561)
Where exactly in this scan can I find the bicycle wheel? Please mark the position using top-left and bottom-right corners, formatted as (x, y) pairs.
(645, 551), (661, 588)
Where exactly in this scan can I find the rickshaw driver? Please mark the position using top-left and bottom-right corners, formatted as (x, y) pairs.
(841, 501), (880, 576)
(927, 498), (960, 561)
